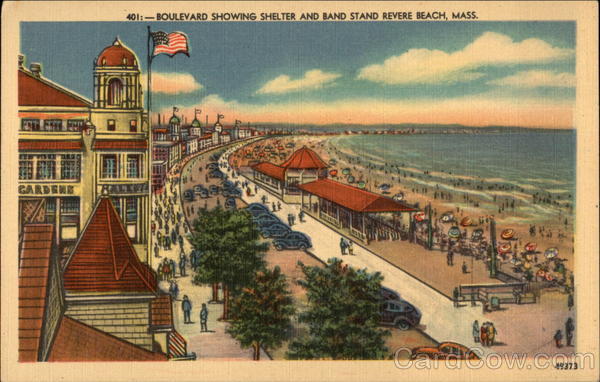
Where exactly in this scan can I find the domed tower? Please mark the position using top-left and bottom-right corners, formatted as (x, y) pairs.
(190, 116), (203, 136)
(169, 111), (181, 141)
(93, 37), (142, 110)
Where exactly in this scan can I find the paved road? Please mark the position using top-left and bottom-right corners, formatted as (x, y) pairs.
(218, 146), (492, 356)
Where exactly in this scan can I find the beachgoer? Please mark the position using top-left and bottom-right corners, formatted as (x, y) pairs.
(565, 318), (574, 346)
(554, 330), (563, 348)
(200, 303), (209, 332)
(472, 320), (480, 343)
(182, 295), (192, 324)
(348, 241), (354, 256)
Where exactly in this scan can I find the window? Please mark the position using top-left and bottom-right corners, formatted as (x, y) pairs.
(107, 78), (123, 105)
(67, 120), (84, 132)
(111, 197), (121, 215)
(60, 197), (80, 224)
(101, 154), (118, 178)
(45, 198), (56, 224)
(126, 198), (137, 222)
(126, 155), (140, 178)
(61, 154), (81, 180)
(19, 154), (34, 180)
(107, 119), (116, 131)
(44, 119), (63, 131)
(21, 119), (40, 131)
(36, 154), (56, 180)
(129, 119), (137, 132)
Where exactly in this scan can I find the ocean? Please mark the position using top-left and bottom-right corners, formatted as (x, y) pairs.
(329, 130), (576, 224)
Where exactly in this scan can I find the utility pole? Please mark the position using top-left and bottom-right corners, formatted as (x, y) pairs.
(489, 218), (498, 278)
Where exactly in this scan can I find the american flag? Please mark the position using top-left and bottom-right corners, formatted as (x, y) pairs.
(151, 31), (189, 57)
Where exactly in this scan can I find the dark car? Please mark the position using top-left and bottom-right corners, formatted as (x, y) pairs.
(222, 188), (242, 198)
(381, 287), (400, 301)
(254, 214), (283, 228)
(260, 223), (291, 238)
(224, 197), (237, 210)
(379, 299), (421, 330)
(221, 180), (235, 189)
(194, 184), (208, 194)
(206, 162), (219, 170)
(197, 189), (209, 199)
(183, 190), (195, 202)
(209, 185), (220, 195)
(411, 342), (480, 360)
(209, 170), (224, 179)
(246, 203), (270, 216)
(273, 231), (312, 251)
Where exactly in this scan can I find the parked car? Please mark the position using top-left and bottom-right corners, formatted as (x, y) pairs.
(380, 286), (400, 301)
(222, 188), (242, 198)
(206, 162), (219, 170)
(194, 184), (208, 194)
(183, 190), (195, 202)
(209, 185), (220, 195)
(209, 170), (224, 179)
(254, 215), (283, 228)
(273, 231), (312, 251)
(221, 180), (235, 189)
(260, 223), (291, 238)
(379, 299), (421, 330)
(197, 189), (209, 199)
(224, 197), (237, 210)
(411, 342), (480, 360)
(246, 203), (270, 216)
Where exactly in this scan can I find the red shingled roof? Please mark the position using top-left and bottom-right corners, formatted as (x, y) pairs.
(63, 196), (157, 294)
(18, 70), (91, 107)
(150, 294), (174, 330)
(93, 139), (147, 150)
(19, 140), (83, 151)
(19, 224), (54, 362)
(48, 317), (166, 361)
(280, 146), (327, 169)
(96, 38), (138, 67)
(298, 179), (417, 213)
(251, 162), (286, 181)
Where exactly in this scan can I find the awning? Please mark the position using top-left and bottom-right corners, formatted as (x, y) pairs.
(298, 178), (417, 213)
(93, 139), (147, 150)
(19, 140), (82, 151)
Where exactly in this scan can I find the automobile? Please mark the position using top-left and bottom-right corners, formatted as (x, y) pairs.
(411, 342), (480, 360)
(222, 188), (242, 198)
(197, 189), (209, 199)
(254, 215), (283, 228)
(193, 184), (208, 194)
(183, 190), (195, 202)
(260, 223), (291, 238)
(209, 185), (220, 195)
(209, 170), (225, 179)
(246, 203), (270, 216)
(251, 211), (277, 221)
(380, 286), (400, 301)
(206, 162), (219, 170)
(221, 180), (235, 189)
(273, 231), (312, 251)
(379, 299), (421, 330)
(224, 197), (237, 210)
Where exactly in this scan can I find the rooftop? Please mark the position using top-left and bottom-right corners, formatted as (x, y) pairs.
(18, 69), (92, 108)
(251, 162), (286, 181)
(280, 146), (328, 169)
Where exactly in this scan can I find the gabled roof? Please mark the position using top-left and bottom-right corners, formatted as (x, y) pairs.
(298, 179), (417, 213)
(280, 146), (328, 169)
(18, 70), (92, 107)
(48, 317), (167, 361)
(63, 196), (157, 294)
(19, 224), (54, 362)
(251, 162), (286, 181)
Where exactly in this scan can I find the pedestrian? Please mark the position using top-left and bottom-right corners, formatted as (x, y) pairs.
(165, 236), (171, 250)
(567, 293), (574, 311)
(472, 320), (480, 343)
(261, 195), (267, 204)
(200, 303), (208, 332)
(452, 287), (460, 307)
(554, 329), (563, 348)
(170, 259), (176, 278)
(447, 249), (454, 266)
(487, 322), (497, 346)
(182, 295), (192, 324)
(169, 280), (179, 300)
(178, 235), (184, 249)
(299, 210), (305, 223)
(480, 323), (488, 346)
(154, 244), (159, 258)
(179, 252), (187, 276)
(565, 318), (574, 346)
(340, 237), (347, 255)
(277, 201), (281, 211)
(513, 288), (522, 304)
(348, 241), (354, 256)
(287, 213), (294, 226)
(462, 261), (468, 274)
(272, 202), (277, 212)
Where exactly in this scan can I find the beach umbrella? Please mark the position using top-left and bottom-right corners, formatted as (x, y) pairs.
(448, 226), (461, 239)
(347, 175), (356, 183)
(545, 247), (559, 259)
(329, 159), (337, 165)
(460, 216), (473, 227)
(329, 169), (338, 177)
(500, 229), (515, 240)
(441, 212), (454, 222)
(414, 211), (426, 222)
(378, 183), (391, 191)
(498, 243), (512, 254)
(278, 146), (284, 150)
(393, 192), (404, 201)
(357, 181), (366, 189)
(525, 242), (537, 252)
(342, 168), (351, 176)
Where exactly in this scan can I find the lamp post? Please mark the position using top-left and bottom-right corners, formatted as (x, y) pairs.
(489, 218), (498, 278)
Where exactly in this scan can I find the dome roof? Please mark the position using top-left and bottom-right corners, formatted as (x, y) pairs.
(97, 38), (138, 67)
(169, 114), (181, 124)
(191, 118), (201, 127)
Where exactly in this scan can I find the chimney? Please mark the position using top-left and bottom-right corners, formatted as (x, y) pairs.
(18, 55), (25, 69)
(30, 63), (42, 77)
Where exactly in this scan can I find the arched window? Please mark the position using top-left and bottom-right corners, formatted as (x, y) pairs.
(107, 78), (123, 106)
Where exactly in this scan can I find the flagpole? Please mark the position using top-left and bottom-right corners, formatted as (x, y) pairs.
(147, 25), (154, 266)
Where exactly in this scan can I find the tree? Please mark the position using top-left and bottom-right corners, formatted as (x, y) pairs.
(189, 206), (267, 320)
(286, 258), (389, 360)
(227, 266), (295, 360)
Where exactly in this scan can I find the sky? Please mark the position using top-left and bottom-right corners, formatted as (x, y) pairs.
(21, 21), (575, 128)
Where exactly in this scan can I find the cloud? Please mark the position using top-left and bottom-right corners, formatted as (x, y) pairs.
(165, 92), (573, 129)
(488, 70), (576, 88)
(142, 72), (203, 94)
(357, 32), (573, 85)
(257, 69), (341, 94)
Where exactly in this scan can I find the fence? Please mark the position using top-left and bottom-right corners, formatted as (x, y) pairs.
(458, 282), (536, 307)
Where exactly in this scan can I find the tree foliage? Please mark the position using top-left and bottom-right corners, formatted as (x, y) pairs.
(227, 266), (296, 360)
(286, 258), (389, 360)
